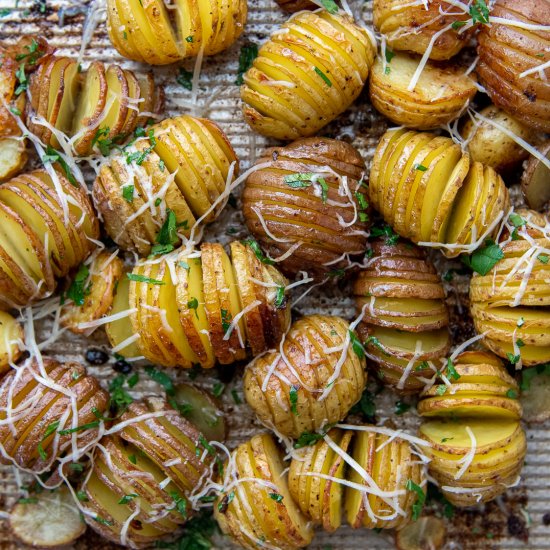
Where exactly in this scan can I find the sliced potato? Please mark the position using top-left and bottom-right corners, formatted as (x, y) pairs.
(0, 137), (26, 182)
(0, 310), (23, 375)
(521, 140), (550, 211)
(395, 516), (446, 550)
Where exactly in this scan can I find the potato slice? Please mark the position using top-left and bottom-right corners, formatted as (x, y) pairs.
(0, 137), (26, 182)
(521, 140), (550, 211)
(9, 486), (86, 548)
(0, 311), (22, 374)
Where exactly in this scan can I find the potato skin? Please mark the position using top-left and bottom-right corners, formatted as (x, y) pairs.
(241, 9), (376, 140)
(243, 315), (367, 438)
(521, 139), (550, 211)
(243, 137), (370, 278)
(476, 0), (550, 132)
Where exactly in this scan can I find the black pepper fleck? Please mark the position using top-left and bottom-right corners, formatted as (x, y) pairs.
(85, 348), (109, 365)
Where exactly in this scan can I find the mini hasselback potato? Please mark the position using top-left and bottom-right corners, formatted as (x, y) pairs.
(0, 311), (23, 375)
(470, 209), (550, 366)
(214, 433), (314, 550)
(0, 168), (99, 309)
(106, 240), (290, 367)
(107, 0), (247, 65)
(240, 9), (376, 140)
(353, 239), (450, 393)
(369, 52), (477, 129)
(82, 397), (216, 547)
(419, 418), (526, 507)
(93, 115), (238, 256)
(288, 428), (352, 532)
(418, 351), (522, 419)
(243, 315), (367, 438)
(0, 357), (108, 472)
(368, 128), (510, 257)
(373, 0), (472, 60)
(242, 138), (370, 278)
(346, 428), (427, 530)
(477, 0), (550, 132)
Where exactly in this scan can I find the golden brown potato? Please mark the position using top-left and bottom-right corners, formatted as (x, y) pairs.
(106, 240), (291, 368)
(521, 139), (550, 211)
(93, 115), (238, 256)
(419, 418), (526, 507)
(243, 315), (367, 438)
(243, 138), (370, 278)
(354, 239), (450, 393)
(240, 9), (376, 140)
(0, 168), (99, 309)
(373, 0), (472, 60)
(0, 138), (27, 182)
(0, 310), (23, 376)
(370, 52), (477, 130)
(0, 357), (108, 472)
(82, 397), (216, 547)
(106, 0), (247, 64)
(477, 0), (550, 132)
(418, 351), (522, 419)
(214, 433), (314, 550)
(369, 128), (510, 258)
(469, 209), (550, 366)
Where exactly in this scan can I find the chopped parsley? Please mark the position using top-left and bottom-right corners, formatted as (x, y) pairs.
(65, 264), (91, 306)
(395, 400), (411, 415)
(269, 493), (284, 502)
(145, 365), (175, 396)
(243, 238), (274, 265)
(213, 382), (225, 397)
(314, 66), (332, 87)
(37, 420), (61, 460)
(435, 384), (447, 396)
(469, 0), (490, 25)
(187, 297), (199, 318)
(506, 389), (518, 399)
(176, 67), (193, 90)
(41, 146), (77, 186)
(108, 373), (138, 414)
(384, 47), (395, 74)
(349, 330), (365, 360)
(283, 173), (313, 188)
(406, 479), (426, 521)
(319, 0), (338, 13)
(445, 358), (460, 381)
(274, 285), (286, 308)
(126, 273), (165, 285)
(235, 43), (258, 85)
(122, 184), (134, 203)
(169, 491), (188, 519)
(462, 239), (503, 276)
(294, 426), (332, 449)
(289, 385), (299, 416)
(118, 493), (138, 505)
(221, 309), (232, 334)
(231, 389), (242, 404)
(370, 223), (399, 245)
(350, 388), (376, 422)
(58, 421), (100, 436)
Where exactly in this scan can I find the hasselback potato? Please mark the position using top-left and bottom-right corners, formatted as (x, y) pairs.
(240, 9), (376, 140)
(0, 168), (99, 308)
(244, 315), (366, 438)
(242, 138), (370, 278)
(470, 209), (550, 367)
(107, 0), (247, 65)
(106, 240), (290, 368)
(369, 52), (477, 129)
(0, 311), (23, 375)
(82, 397), (216, 547)
(419, 418), (526, 507)
(27, 56), (163, 155)
(0, 357), (108, 473)
(93, 114), (238, 256)
(477, 0), (550, 132)
(353, 239), (450, 393)
(369, 128), (510, 257)
(373, 0), (472, 60)
(214, 433), (314, 549)
(418, 351), (522, 419)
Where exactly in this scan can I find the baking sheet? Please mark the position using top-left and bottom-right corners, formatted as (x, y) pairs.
(0, 0), (549, 548)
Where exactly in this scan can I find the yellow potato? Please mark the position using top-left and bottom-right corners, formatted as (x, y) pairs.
(521, 140), (550, 211)
(0, 311), (23, 375)
(0, 138), (27, 182)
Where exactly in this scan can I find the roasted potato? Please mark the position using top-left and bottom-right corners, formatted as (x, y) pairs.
(369, 52), (477, 130)
(0, 310), (23, 375)
(82, 397), (216, 547)
(243, 315), (366, 438)
(369, 128), (510, 257)
(418, 351), (522, 419)
(0, 168), (99, 309)
(93, 115), (238, 256)
(106, 0), (247, 64)
(106, 240), (291, 368)
(419, 418), (526, 507)
(288, 428), (352, 532)
(470, 209), (550, 366)
(477, 0), (550, 132)
(0, 138), (27, 183)
(240, 9), (376, 140)
(243, 138), (370, 278)
(61, 251), (124, 335)
(373, 0), (472, 60)
(0, 357), (108, 472)
(521, 140), (550, 211)
(27, 56), (163, 155)
(0, 44), (28, 139)
(354, 239), (450, 393)
(214, 433), (314, 549)
(346, 427), (427, 529)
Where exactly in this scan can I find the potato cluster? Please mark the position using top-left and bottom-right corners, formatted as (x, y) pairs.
(93, 115), (238, 256)
(470, 210), (550, 366)
(243, 315), (367, 438)
(0, 357), (108, 473)
(107, 0), (247, 64)
(82, 397), (215, 547)
(27, 56), (163, 155)
(369, 128), (510, 257)
(0, 168), (99, 308)
(369, 51), (477, 129)
(107, 240), (291, 368)
(243, 138), (370, 278)
(353, 240), (450, 393)
(240, 9), (376, 140)
(477, 0), (550, 132)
